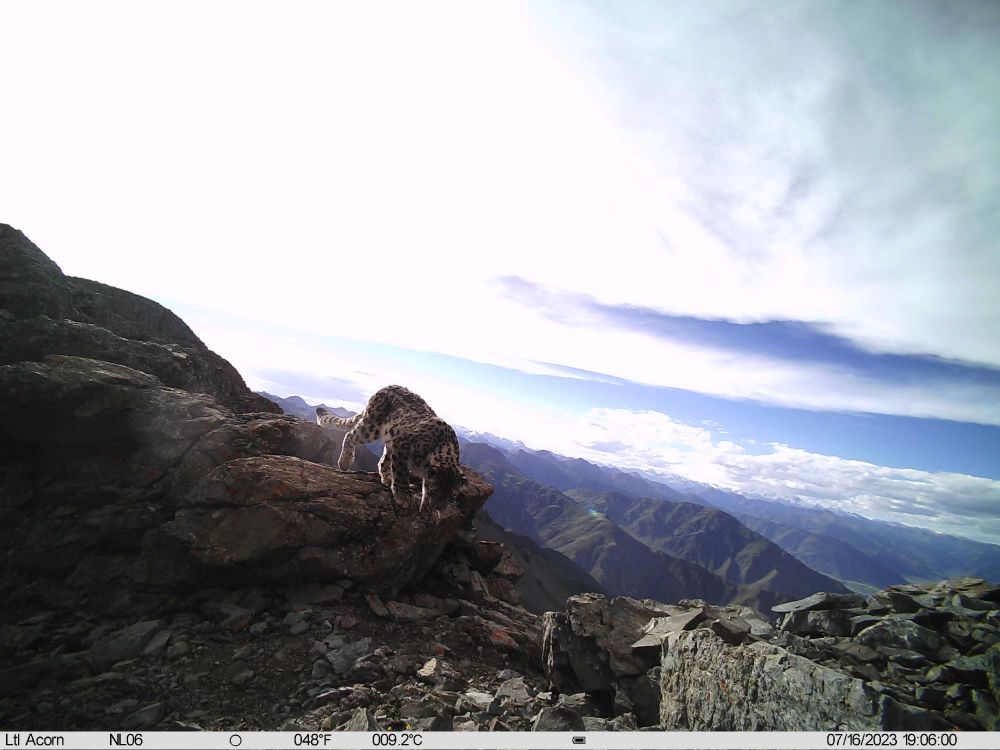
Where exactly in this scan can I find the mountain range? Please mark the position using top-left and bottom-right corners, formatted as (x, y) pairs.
(254, 394), (1000, 609)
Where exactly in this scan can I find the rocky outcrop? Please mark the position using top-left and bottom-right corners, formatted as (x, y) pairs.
(0, 224), (277, 414)
(0, 354), (492, 610)
(542, 593), (771, 727)
(135, 455), (494, 596)
(540, 581), (1000, 731)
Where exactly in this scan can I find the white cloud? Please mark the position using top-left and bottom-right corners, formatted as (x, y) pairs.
(4, 1), (996, 428)
(563, 407), (1000, 546)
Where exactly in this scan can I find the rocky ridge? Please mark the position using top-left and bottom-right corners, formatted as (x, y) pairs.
(0, 224), (278, 415)
(542, 579), (1000, 731)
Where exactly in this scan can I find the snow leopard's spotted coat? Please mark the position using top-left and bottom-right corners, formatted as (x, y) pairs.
(316, 385), (463, 514)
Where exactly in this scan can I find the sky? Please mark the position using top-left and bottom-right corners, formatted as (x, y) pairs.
(3, 1), (999, 544)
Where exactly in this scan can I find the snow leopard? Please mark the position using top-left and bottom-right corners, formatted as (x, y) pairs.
(316, 385), (464, 515)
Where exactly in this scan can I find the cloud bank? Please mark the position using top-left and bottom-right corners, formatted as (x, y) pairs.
(569, 407), (1000, 546)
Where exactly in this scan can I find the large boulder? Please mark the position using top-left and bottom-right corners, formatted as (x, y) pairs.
(659, 628), (879, 730)
(134, 454), (494, 595)
(541, 593), (772, 727)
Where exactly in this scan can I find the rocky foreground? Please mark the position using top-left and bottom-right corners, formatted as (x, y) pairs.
(1, 224), (998, 732)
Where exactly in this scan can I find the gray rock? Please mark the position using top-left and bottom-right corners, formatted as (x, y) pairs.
(339, 708), (381, 731)
(772, 592), (866, 613)
(944, 654), (992, 689)
(123, 702), (167, 730)
(495, 677), (530, 703)
(543, 594), (676, 694)
(631, 608), (706, 651)
(531, 706), (585, 731)
(325, 637), (372, 675)
(953, 593), (993, 612)
(850, 615), (882, 636)
(782, 608), (853, 637)
(555, 692), (597, 716)
(416, 658), (466, 691)
(460, 691), (495, 712)
(88, 620), (164, 669)
(410, 716), (453, 731)
(856, 617), (944, 653)
(660, 628), (879, 730)
(878, 696), (954, 730)
(712, 615), (752, 644)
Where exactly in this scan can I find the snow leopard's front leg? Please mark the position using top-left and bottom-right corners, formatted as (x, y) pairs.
(377, 442), (394, 487)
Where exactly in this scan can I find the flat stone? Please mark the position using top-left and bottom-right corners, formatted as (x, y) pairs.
(461, 691), (495, 712)
(632, 608), (706, 650)
(772, 592), (866, 613)
(856, 617), (944, 652)
(883, 648), (930, 669)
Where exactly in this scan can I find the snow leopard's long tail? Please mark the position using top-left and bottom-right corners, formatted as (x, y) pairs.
(316, 407), (362, 429)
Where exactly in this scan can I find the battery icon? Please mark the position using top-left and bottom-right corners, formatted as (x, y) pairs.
(572, 737), (586, 745)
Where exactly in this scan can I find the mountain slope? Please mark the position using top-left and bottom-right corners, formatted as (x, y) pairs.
(565, 488), (847, 599)
(691, 487), (1000, 583)
(734, 515), (907, 590)
(463, 442), (790, 611)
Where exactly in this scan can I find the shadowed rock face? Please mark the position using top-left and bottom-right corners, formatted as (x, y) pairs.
(1, 354), (487, 608)
(0, 224), (277, 414)
(0, 224), (75, 320)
